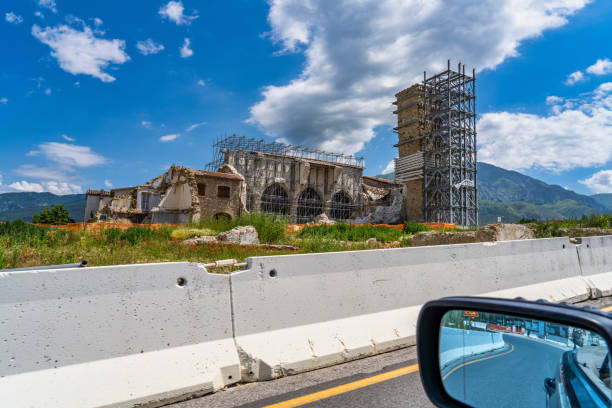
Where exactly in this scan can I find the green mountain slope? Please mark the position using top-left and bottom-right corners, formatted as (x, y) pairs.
(375, 162), (610, 224)
(591, 193), (612, 210)
(0, 192), (85, 222)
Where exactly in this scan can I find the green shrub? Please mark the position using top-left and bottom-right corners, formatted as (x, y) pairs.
(403, 221), (432, 235)
(32, 205), (74, 224)
(298, 223), (402, 243)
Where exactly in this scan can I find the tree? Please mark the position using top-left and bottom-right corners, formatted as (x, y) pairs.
(32, 205), (74, 224)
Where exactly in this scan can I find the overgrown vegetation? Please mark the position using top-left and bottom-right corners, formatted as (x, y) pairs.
(194, 213), (289, 244)
(32, 205), (74, 224)
(403, 221), (432, 234)
(298, 223), (403, 242)
(519, 214), (612, 238)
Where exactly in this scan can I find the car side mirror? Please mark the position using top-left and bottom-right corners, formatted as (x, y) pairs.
(416, 297), (612, 408)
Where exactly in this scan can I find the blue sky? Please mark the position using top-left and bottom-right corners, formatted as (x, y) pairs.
(1, 0), (612, 196)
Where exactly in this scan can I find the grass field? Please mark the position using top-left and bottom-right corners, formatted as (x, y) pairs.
(0, 216), (420, 269)
(519, 214), (612, 237)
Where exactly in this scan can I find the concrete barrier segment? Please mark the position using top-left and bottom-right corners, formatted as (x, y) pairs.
(0, 262), (240, 408)
(577, 235), (612, 277)
(231, 237), (580, 380)
(439, 327), (505, 368)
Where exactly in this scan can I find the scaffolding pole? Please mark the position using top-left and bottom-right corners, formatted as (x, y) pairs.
(422, 60), (478, 227)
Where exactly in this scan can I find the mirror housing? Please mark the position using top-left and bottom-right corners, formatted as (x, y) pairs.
(416, 297), (612, 408)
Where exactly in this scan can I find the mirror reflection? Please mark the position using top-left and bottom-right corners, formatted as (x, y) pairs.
(440, 310), (611, 407)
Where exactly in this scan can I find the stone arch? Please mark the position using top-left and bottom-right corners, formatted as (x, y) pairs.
(260, 183), (290, 215)
(330, 191), (353, 221)
(214, 212), (232, 221)
(297, 187), (323, 223)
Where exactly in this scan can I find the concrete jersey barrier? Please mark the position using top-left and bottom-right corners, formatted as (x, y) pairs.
(0, 262), (240, 408)
(230, 237), (581, 381)
(439, 327), (505, 369)
(578, 236), (612, 297)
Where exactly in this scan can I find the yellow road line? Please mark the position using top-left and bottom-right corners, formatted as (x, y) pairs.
(264, 303), (610, 408)
(261, 364), (419, 408)
(441, 343), (515, 381)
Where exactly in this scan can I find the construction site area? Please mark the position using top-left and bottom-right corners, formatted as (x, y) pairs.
(86, 60), (478, 227)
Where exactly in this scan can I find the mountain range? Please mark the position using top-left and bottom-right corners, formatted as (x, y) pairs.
(1, 163), (611, 224)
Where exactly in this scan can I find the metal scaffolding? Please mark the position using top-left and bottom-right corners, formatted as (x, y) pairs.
(422, 60), (478, 227)
(205, 134), (365, 171)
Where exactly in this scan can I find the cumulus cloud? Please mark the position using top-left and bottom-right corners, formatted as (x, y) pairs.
(0, 97), (7, 104)
(141, 120), (152, 128)
(104, 179), (113, 188)
(180, 38), (193, 58)
(9, 180), (82, 195)
(5, 12), (23, 24)
(61, 134), (74, 142)
(565, 70), (587, 85)
(586, 58), (612, 76)
(478, 82), (612, 172)
(160, 134), (179, 142)
(580, 170), (612, 194)
(38, 0), (57, 13)
(197, 79), (205, 86)
(186, 122), (205, 132)
(32, 21), (129, 82)
(249, 0), (590, 154)
(159, 1), (198, 25)
(44, 88), (52, 95)
(136, 38), (165, 55)
(35, 11), (45, 19)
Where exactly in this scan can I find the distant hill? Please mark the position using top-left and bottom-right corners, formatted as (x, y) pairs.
(375, 162), (610, 224)
(0, 192), (86, 222)
(591, 193), (612, 210)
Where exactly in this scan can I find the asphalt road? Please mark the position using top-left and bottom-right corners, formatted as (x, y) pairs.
(443, 335), (565, 407)
(167, 299), (612, 408)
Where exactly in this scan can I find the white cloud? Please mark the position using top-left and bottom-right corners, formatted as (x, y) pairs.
(61, 134), (74, 142)
(32, 22), (130, 82)
(180, 38), (193, 58)
(382, 159), (394, 175)
(35, 11), (45, 19)
(586, 58), (612, 76)
(9, 180), (44, 193)
(9, 180), (82, 195)
(38, 0), (57, 13)
(580, 170), (612, 194)
(44, 88), (52, 95)
(186, 122), (205, 132)
(73, 81), (80, 86)
(5, 12), (23, 24)
(27, 142), (107, 167)
(479, 81), (612, 172)
(249, 0), (590, 155)
(160, 134), (179, 142)
(136, 38), (165, 55)
(141, 120), (152, 128)
(93, 17), (103, 27)
(104, 179), (113, 188)
(0, 97), (7, 104)
(159, 1), (198, 25)
(197, 79), (205, 86)
(565, 70), (587, 85)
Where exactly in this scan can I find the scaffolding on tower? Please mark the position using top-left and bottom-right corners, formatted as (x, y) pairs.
(422, 60), (478, 227)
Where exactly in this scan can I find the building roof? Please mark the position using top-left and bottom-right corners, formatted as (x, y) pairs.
(186, 168), (244, 181)
(362, 176), (401, 186)
(86, 189), (112, 196)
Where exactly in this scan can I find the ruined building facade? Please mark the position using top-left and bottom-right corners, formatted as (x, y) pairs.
(394, 60), (478, 226)
(86, 136), (402, 224)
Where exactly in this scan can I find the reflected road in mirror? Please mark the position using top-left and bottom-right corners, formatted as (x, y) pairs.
(440, 310), (611, 407)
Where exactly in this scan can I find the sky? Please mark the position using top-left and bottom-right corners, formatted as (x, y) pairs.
(1, 0), (612, 196)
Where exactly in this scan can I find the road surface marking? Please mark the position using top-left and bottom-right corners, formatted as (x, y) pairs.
(264, 304), (608, 407)
(442, 343), (515, 381)
(261, 363), (419, 408)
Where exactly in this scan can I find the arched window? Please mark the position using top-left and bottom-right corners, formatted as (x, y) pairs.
(330, 191), (352, 220)
(260, 183), (290, 215)
(297, 187), (323, 223)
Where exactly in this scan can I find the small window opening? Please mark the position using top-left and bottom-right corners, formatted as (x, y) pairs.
(217, 186), (230, 198)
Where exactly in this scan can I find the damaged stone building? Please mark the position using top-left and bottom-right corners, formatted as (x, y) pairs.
(85, 135), (403, 224)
